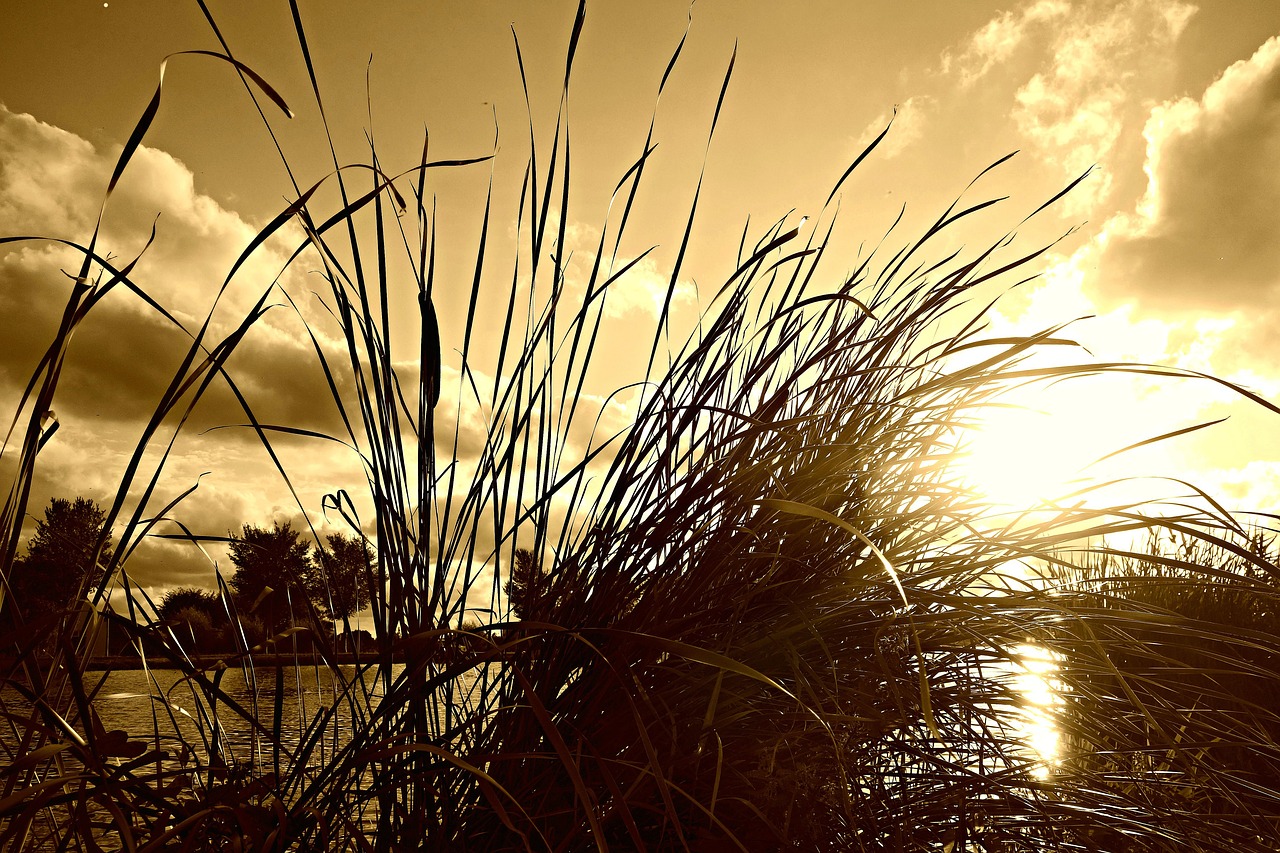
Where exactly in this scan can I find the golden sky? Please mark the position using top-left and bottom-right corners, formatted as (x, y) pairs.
(3, 1), (1280, 600)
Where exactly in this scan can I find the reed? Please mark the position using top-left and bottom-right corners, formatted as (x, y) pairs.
(2, 2), (1279, 850)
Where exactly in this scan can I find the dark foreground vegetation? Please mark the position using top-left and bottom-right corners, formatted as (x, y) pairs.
(3, 3), (1280, 850)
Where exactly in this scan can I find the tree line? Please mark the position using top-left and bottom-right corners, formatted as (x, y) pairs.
(1, 496), (373, 654)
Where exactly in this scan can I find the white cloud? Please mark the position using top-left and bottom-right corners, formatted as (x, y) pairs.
(984, 27), (1280, 512)
(1090, 35), (1280, 335)
(598, 253), (698, 320)
(940, 1), (1196, 215)
(0, 108), (101, 237)
(0, 105), (386, 591)
(518, 214), (699, 324)
(945, 0), (1071, 87)
(0, 104), (319, 420)
(1010, 0), (1195, 213)
(1196, 460), (1280, 511)
(853, 96), (932, 161)
(0, 104), (690, 620)
(981, 26), (1280, 514)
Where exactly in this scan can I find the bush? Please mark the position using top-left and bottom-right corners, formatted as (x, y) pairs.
(170, 605), (219, 649)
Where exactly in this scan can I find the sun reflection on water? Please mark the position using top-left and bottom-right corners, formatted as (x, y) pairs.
(1011, 643), (1063, 779)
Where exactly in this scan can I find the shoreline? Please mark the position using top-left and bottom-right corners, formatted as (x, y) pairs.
(0, 652), (397, 672)
(84, 652), (393, 671)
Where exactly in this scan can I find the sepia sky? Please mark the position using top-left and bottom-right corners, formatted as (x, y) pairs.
(4, 0), (1280, 604)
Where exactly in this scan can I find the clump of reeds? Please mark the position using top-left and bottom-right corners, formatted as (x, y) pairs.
(3, 2), (1280, 850)
(1045, 530), (1280, 849)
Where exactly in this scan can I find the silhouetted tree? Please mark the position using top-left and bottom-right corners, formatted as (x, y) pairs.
(7, 497), (113, 619)
(228, 522), (317, 631)
(158, 587), (229, 649)
(316, 533), (373, 621)
(504, 548), (547, 620)
(158, 587), (223, 623)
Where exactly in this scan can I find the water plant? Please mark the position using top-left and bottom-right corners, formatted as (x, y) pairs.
(2, 2), (1279, 850)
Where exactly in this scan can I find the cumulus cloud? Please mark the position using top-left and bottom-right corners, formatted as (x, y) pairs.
(520, 214), (700, 325)
(983, 33), (1280, 511)
(853, 96), (932, 161)
(1010, 0), (1195, 211)
(0, 105), (386, 595)
(944, 0), (1070, 86)
(598, 253), (699, 321)
(0, 104), (330, 430)
(1093, 35), (1280, 323)
(1020, 33), (1280, 399)
(941, 1), (1195, 215)
(0, 109), (100, 237)
(0, 103), (678, 618)
(0, 245), (354, 448)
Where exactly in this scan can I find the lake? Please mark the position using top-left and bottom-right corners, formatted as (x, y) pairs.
(1, 662), (408, 770)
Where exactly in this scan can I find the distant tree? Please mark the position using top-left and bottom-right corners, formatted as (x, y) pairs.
(9, 497), (113, 618)
(227, 522), (317, 631)
(504, 548), (548, 620)
(157, 587), (229, 650)
(224, 614), (268, 650)
(169, 606), (221, 649)
(315, 532), (373, 621)
(336, 628), (375, 654)
(158, 587), (223, 623)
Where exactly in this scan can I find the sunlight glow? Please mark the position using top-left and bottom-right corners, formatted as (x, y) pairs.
(1012, 644), (1063, 779)
(961, 407), (1086, 508)
(956, 378), (1150, 511)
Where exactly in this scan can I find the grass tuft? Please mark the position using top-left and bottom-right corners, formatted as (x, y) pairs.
(2, 4), (1279, 851)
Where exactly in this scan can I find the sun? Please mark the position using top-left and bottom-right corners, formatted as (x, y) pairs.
(958, 406), (1087, 509)
(955, 381), (1138, 511)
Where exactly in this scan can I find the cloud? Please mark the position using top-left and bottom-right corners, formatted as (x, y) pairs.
(1010, 0), (1195, 212)
(0, 104), (325, 428)
(0, 423), (263, 600)
(0, 95), (680, 623)
(1027, 34), (1280, 397)
(940, 1), (1196, 215)
(516, 213), (700, 324)
(598, 254), (699, 321)
(0, 109), (101, 238)
(1093, 35), (1280, 323)
(0, 244), (354, 450)
(0, 103), (703, 618)
(853, 97), (932, 161)
(0, 105), (390, 594)
(944, 1), (1070, 86)
(982, 34), (1280, 512)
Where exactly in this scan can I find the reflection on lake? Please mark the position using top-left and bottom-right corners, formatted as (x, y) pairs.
(1010, 644), (1063, 779)
(97, 664), (406, 765)
(1, 663), (408, 772)
(2, 651), (1071, 851)
(0, 663), (413, 851)
(7, 652), (1063, 776)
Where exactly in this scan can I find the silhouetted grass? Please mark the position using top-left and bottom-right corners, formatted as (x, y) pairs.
(3, 2), (1280, 850)
(1045, 531), (1280, 848)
